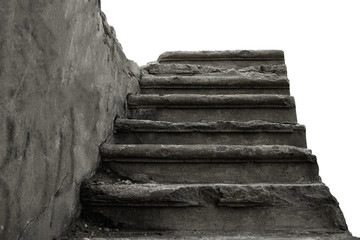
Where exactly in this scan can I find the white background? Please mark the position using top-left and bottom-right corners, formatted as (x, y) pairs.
(102, 0), (359, 235)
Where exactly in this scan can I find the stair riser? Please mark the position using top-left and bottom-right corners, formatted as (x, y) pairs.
(112, 132), (306, 147)
(82, 205), (343, 232)
(127, 108), (297, 123)
(103, 161), (319, 184)
(140, 88), (290, 95)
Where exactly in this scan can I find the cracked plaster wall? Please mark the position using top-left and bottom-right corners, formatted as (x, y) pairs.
(0, 1), (140, 239)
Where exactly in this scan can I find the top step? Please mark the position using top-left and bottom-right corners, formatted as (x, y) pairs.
(158, 50), (285, 69)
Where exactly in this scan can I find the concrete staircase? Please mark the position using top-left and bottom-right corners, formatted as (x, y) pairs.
(78, 50), (356, 239)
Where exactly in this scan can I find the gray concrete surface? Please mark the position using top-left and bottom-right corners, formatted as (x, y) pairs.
(0, 1), (140, 239)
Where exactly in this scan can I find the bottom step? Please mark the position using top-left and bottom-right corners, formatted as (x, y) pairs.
(59, 217), (358, 240)
(81, 182), (347, 233)
(88, 233), (359, 240)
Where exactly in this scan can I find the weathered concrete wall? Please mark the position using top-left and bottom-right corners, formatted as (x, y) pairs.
(0, 1), (140, 239)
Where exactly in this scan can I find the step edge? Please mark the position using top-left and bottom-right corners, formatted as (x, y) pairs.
(113, 119), (305, 133)
(127, 94), (296, 108)
(99, 144), (315, 161)
(158, 50), (285, 62)
(101, 158), (316, 164)
(141, 75), (289, 80)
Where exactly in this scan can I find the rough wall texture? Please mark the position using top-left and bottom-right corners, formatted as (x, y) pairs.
(0, 1), (140, 239)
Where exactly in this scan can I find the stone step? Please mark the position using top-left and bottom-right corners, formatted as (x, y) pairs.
(99, 144), (318, 183)
(63, 219), (357, 240)
(142, 62), (287, 76)
(78, 232), (359, 240)
(80, 182), (347, 232)
(87, 236), (358, 240)
(127, 94), (297, 123)
(140, 74), (289, 95)
(157, 50), (285, 69)
(112, 118), (306, 147)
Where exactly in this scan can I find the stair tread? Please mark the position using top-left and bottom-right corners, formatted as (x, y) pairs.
(114, 118), (304, 133)
(158, 50), (284, 62)
(100, 144), (315, 162)
(140, 74), (289, 88)
(127, 94), (295, 108)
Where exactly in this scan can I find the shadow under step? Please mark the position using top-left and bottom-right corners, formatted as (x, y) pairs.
(127, 94), (297, 123)
(100, 144), (318, 184)
(140, 74), (289, 95)
(112, 118), (306, 147)
(80, 182), (347, 233)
